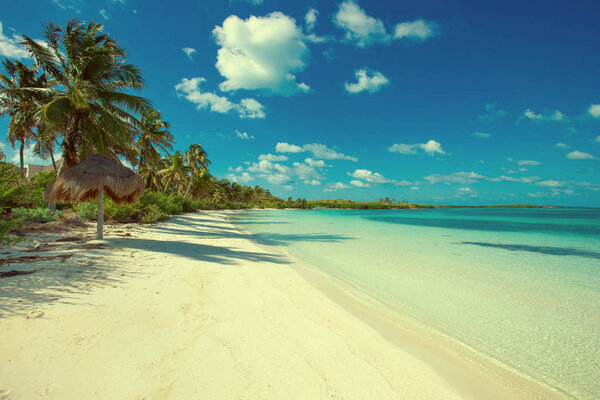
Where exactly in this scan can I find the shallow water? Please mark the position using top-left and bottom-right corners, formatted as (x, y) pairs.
(231, 207), (600, 399)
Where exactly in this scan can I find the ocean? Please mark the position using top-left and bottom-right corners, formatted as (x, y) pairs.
(231, 207), (600, 399)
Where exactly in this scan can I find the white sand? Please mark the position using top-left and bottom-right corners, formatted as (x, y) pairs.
(0, 212), (565, 399)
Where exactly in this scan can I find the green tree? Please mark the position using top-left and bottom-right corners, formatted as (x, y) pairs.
(20, 19), (151, 168)
(136, 109), (173, 172)
(182, 143), (210, 203)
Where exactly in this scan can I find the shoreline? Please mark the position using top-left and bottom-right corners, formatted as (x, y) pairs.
(230, 212), (571, 400)
(0, 211), (571, 399)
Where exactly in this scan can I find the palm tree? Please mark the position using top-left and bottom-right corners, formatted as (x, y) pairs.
(20, 19), (151, 168)
(136, 109), (174, 172)
(0, 60), (49, 177)
(159, 151), (189, 193)
(182, 143), (210, 203)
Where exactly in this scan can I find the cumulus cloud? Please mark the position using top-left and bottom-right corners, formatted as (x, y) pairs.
(175, 77), (265, 119)
(305, 8), (318, 31)
(276, 142), (357, 161)
(0, 22), (29, 59)
(100, 9), (109, 20)
(393, 19), (436, 40)
(521, 109), (566, 122)
(566, 150), (596, 160)
(350, 180), (370, 188)
(213, 12), (310, 96)
(226, 172), (253, 183)
(276, 142), (303, 153)
(388, 140), (445, 155)
(324, 182), (351, 191)
(556, 142), (569, 148)
(10, 143), (38, 165)
(517, 160), (541, 166)
(588, 104), (600, 118)
(182, 47), (196, 59)
(304, 179), (321, 186)
(333, 0), (436, 47)
(304, 157), (327, 167)
(425, 171), (484, 185)
(236, 130), (255, 140)
(345, 69), (389, 94)
(259, 153), (287, 161)
(473, 132), (491, 139)
(536, 180), (563, 187)
(347, 169), (409, 186)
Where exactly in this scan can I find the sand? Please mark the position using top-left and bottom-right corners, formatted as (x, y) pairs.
(0, 212), (565, 399)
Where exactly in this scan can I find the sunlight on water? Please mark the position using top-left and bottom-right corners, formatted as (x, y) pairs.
(232, 208), (600, 399)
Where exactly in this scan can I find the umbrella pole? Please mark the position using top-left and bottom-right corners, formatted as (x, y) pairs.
(97, 188), (104, 240)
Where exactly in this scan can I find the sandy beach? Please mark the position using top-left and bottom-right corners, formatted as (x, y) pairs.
(0, 211), (566, 400)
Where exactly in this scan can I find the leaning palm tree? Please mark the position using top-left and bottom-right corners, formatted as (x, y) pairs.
(135, 109), (174, 172)
(0, 60), (50, 177)
(20, 19), (151, 168)
(182, 143), (210, 203)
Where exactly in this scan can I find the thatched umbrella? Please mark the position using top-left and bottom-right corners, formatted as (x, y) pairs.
(43, 154), (145, 239)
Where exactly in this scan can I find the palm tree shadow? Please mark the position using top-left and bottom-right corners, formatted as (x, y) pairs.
(104, 237), (291, 265)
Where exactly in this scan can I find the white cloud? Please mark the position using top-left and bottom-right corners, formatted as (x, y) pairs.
(175, 77), (265, 119)
(333, 0), (436, 47)
(517, 160), (541, 166)
(411, 186), (419, 191)
(276, 142), (303, 153)
(236, 130), (255, 140)
(292, 162), (321, 180)
(304, 157), (327, 167)
(522, 109), (566, 122)
(393, 19), (436, 40)
(347, 169), (407, 186)
(304, 179), (321, 186)
(457, 187), (478, 197)
(566, 150), (596, 160)
(389, 139), (445, 155)
(10, 143), (38, 165)
(556, 142), (569, 148)
(0, 22), (29, 59)
(226, 172), (253, 183)
(213, 12), (310, 96)
(100, 9), (109, 20)
(350, 180), (370, 188)
(333, 0), (387, 47)
(259, 153), (287, 162)
(595, 136), (600, 143)
(233, 0), (263, 4)
(473, 132), (491, 139)
(247, 159), (290, 174)
(324, 182), (350, 192)
(304, 143), (357, 161)
(588, 104), (600, 118)
(276, 142), (357, 161)
(536, 180), (563, 188)
(425, 171), (484, 185)
(345, 69), (389, 94)
(182, 47), (197, 59)
(305, 8), (318, 31)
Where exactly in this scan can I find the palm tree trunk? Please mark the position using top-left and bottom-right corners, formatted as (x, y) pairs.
(97, 188), (104, 240)
(19, 140), (25, 179)
(49, 160), (65, 213)
(50, 150), (57, 170)
(183, 171), (194, 204)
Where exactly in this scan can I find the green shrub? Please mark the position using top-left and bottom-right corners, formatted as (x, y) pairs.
(140, 204), (167, 223)
(74, 202), (97, 221)
(11, 207), (61, 223)
(139, 191), (183, 215)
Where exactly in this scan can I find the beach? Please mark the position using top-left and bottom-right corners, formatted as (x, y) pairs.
(0, 211), (570, 399)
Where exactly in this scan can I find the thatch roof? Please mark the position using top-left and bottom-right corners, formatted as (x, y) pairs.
(43, 154), (145, 205)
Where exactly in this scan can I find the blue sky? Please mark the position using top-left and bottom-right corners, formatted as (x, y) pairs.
(1, 0), (600, 205)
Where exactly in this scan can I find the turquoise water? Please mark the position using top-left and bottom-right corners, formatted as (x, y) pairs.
(231, 208), (600, 399)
